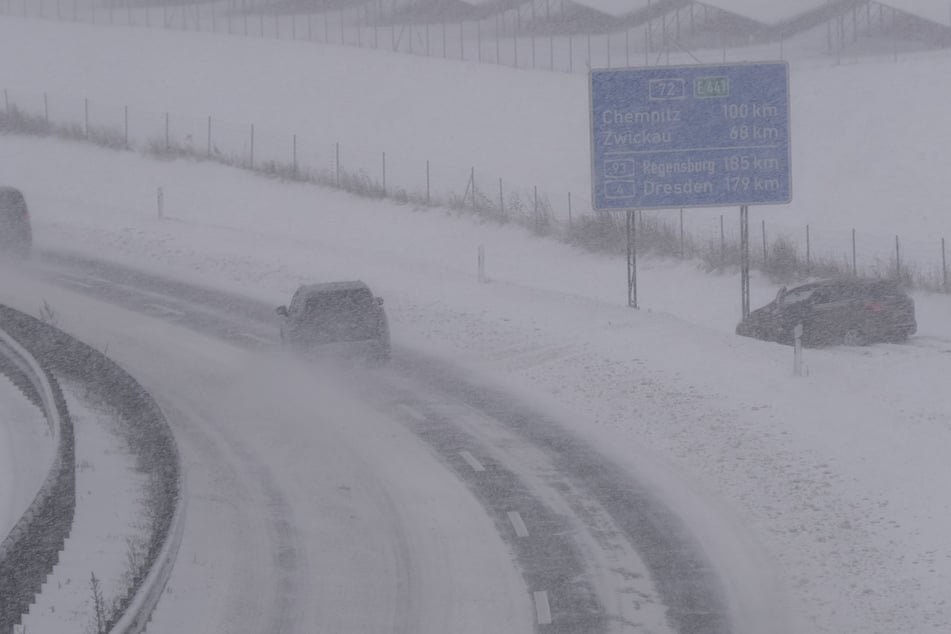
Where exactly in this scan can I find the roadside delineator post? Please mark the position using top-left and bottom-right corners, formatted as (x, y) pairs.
(793, 323), (804, 376)
(477, 245), (486, 283)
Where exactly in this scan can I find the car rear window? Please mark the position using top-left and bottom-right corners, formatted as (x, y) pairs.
(304, 289), (374, 317)
(0, 190), (25, 206)
(300, 288), (379, 340)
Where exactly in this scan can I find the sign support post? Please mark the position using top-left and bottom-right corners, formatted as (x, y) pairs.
(627, 210), (638, 308)
(740, 205), (750, 318)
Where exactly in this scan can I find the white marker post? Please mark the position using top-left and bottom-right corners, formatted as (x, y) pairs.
(793, 323), (803, 376)
(477, 245), (486, 283)
(157, 187), (164, 219)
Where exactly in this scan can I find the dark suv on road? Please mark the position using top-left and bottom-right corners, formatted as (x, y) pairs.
(0, 187), (32, 258)
(277, 281), (391, 363)
(736, 278), (916, 347)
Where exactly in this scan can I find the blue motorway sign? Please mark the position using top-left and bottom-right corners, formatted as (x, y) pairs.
(589, 62), (790, 210)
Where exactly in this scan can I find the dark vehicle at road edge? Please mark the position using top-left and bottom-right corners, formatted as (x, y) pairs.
(277, 280), (391, 363)
(736, 278), (916, 347)
(0, 186), (32, 258)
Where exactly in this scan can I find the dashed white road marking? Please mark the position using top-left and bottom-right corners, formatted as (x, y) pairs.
(507, 511), (529, 537)
(458, 450), (485, 472)
(396, 403), (427, 422)
(145, 303), (186, 317)
(533, 590), (552, 625)
(240, 332), (273, 345)
(60, 277), (94, 289)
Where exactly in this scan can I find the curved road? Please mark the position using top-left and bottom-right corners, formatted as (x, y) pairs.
(0, 251), (774, 634)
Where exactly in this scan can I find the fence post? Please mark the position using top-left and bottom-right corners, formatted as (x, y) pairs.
(493, 15), (499, 63)
(389, 5), (396, 50)
(568, 33), (573, 73)
(426, 159), (430, 205)
(335, 142), (340, 187)
(530, 0), (536, 68)
(851, 228), (857, 275)
(249, 123), (254, 169)
(124, 105), (128, 148)
(943, 237), (948, 291)
(895, 235), (901, 279)
(292, 134), (297, 176)
(806, 224), (811, 275)
(761, 219), (767, 264)
(498, 177), (503, 215)
(534, 185), (539, 229)
(382, 151), (386, 196)
(720, 214), (725, 265)
(477, 19), (482, 62)
(207, 116), (212, 157)
(471, 167), (476, 210)
(84, 97), (89, 139)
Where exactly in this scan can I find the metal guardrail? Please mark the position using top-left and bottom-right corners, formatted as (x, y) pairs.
(0, 304), (184, 634)
(0, 323), (75, 634)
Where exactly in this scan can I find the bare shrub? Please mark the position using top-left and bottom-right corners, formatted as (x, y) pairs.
(763, 234), (802, 282)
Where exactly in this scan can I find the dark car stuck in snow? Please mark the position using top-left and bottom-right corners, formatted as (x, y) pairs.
(0, 186), (32, 258)
(276, 280), (391, 363)
(735, 278), (916, 347)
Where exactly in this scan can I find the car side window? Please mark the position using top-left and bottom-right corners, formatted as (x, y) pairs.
(779, 287), (816, 305)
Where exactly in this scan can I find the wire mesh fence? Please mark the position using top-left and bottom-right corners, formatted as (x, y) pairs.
(1, 1), (950, 292)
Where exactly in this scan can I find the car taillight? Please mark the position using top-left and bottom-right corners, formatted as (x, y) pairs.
(864, 302), (885, 312)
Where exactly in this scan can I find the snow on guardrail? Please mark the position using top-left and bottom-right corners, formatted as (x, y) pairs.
(0, 321), (76, 634)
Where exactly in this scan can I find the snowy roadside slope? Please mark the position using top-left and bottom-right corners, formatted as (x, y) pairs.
(1, 16), (951, 260)
(4, 134), (951, 633)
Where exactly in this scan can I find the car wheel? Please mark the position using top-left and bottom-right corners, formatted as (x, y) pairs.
(843, 329), (866, 346)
